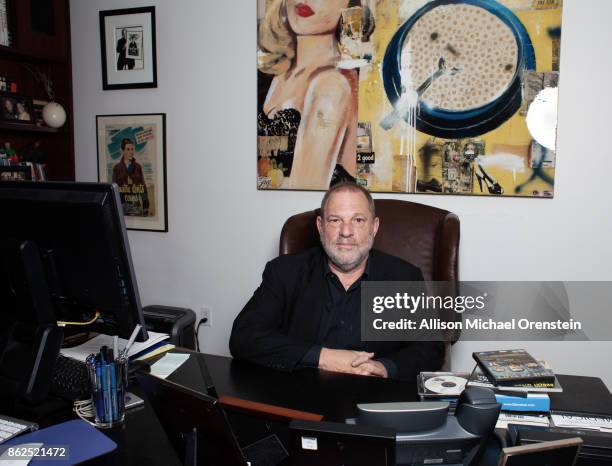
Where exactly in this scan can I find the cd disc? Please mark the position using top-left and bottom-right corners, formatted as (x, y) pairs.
(424, 376), (467, 395)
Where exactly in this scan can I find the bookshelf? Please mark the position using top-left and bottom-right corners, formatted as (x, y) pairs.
(0, 0), (74, 181)
(0, 121), (60, 133)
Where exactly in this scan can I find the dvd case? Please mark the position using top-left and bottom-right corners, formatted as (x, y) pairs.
(473, 349), (555, 385)
(467, 364), (563, 393)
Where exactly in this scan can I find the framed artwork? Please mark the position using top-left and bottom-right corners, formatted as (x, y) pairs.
(0, 93), (34, 124)
(96, 113), (167, 232)
(99, 6), (157, 90)
(256, 0), (562, 198)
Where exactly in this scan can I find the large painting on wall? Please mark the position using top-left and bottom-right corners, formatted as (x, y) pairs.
(257, 0), (563, 197)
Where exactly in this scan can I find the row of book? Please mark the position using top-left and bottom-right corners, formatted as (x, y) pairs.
(0, 0), (12, 47)
(0, 161), (47, 181)
(419, 349), (612, 433)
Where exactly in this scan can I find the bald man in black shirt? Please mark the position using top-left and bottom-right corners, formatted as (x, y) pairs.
(230, 182), (444, 380)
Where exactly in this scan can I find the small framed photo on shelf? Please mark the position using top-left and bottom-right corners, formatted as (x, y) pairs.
(96, 113), (167, 232)
(32, 99), (49, 127)
(99, 6), (157, 90)
(0, 93), (34, 124)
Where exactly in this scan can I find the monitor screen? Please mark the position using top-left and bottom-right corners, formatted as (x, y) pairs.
(0, 181), (147, 341)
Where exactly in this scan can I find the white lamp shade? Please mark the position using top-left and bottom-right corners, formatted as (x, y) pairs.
(42, 102), (67, 128)
(526, 87), (558, 151)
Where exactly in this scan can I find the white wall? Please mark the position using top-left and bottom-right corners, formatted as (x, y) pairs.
(70, 0), (612, 388)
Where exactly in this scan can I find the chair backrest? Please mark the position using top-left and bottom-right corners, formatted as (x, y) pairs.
(279, 199), (460, 282)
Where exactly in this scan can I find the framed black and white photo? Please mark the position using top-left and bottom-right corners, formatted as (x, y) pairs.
(96, 113), (167, 232)
(99, 7), (157, 90)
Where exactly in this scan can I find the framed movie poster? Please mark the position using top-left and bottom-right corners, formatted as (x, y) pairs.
(96, 113), (167, 232)
(99, 6), (157, 90)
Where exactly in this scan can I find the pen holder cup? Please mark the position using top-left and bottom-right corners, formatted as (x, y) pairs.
(86, 357), (128, 429)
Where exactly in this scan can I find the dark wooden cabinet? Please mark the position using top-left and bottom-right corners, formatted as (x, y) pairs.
(0, 0), (74, 181)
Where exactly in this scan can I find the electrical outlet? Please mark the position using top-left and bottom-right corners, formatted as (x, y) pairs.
(198, 306), (211, 327)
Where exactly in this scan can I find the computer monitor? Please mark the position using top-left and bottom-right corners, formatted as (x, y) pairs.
(138, 371), (289, 466)
(0, 181), (148, 402)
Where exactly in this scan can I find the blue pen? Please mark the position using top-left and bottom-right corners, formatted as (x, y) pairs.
(100, 362), (111, 423)
(105, 364), (113, 423)
(95, 362), (104, 422)
(109, 362), (118, 420)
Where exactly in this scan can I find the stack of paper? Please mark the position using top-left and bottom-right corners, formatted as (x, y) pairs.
(150, 353), (190, 379)
(551, 414), (612, 433)
(60, 331), (169, 362)
(135, 343), (176, 361)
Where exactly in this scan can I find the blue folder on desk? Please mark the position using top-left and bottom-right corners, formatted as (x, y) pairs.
(2, 419), (116, 465)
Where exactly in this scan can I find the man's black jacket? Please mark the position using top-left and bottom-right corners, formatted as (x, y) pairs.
(229, 247), (444, 380)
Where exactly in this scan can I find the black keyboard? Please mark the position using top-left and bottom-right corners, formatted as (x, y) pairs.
(50, 355), (90, 401)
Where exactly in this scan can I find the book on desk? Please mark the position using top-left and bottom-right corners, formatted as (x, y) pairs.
(60, 331), (171, 362)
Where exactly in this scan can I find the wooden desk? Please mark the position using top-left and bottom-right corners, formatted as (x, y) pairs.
(26, 351), (608, 465)
(95, 351), (497, 466)
(97, 351), (419, 465)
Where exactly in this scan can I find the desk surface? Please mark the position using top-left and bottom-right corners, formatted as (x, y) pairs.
(79, 352), (611, 466)
(98, 351), (420, 466)
(170, 352), (418, 422)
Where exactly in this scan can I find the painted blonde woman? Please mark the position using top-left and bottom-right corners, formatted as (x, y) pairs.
(258, 0), (371, 190)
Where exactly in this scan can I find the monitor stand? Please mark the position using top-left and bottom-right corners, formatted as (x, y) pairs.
(0, 239), (64, 404)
